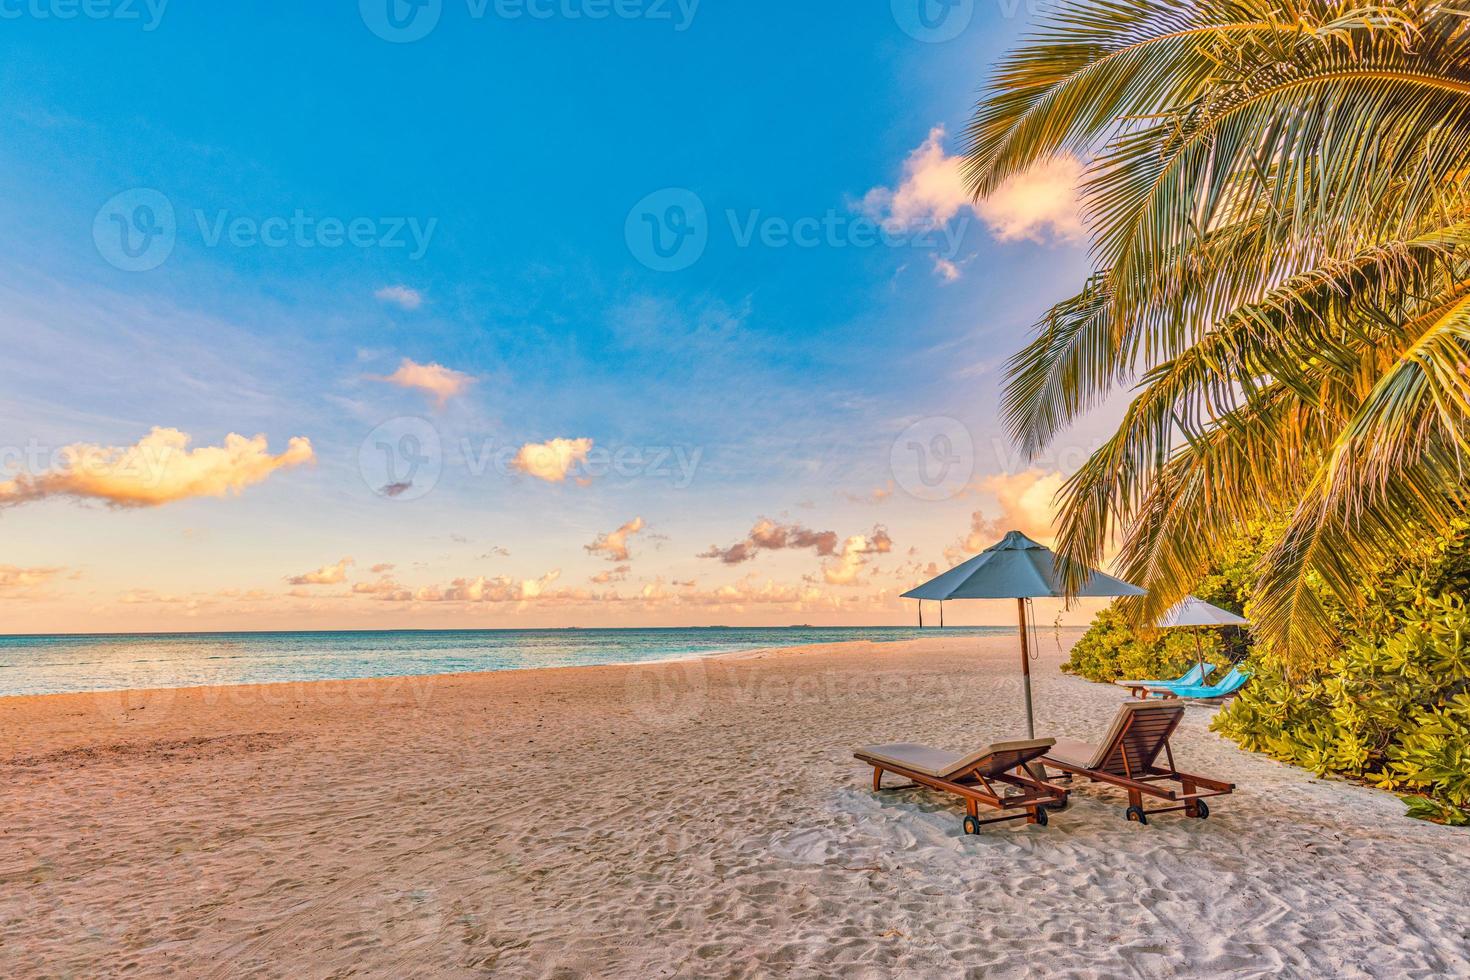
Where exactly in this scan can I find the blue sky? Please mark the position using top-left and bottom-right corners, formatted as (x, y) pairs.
(0, 1), (1117, 630)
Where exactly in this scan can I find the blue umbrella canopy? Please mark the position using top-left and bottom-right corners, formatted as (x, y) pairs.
(1155, 596), (1249, 674)
(901, 530), (1145, 738)
(901, 530), (1146, 601)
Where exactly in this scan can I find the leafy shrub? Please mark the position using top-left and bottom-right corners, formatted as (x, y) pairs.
(1214, 521), (1470, 825)
(1061, 521), (1267, 682)
(1060, 606), (1222, 683)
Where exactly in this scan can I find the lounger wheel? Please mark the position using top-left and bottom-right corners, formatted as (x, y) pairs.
(1194, 800), (1209, 819)
(962, 815), (981, 835)
(1033, 807), (1048, 827)
(1125, 805), (1148, 825)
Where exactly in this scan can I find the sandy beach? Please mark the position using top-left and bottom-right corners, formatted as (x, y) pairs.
(3, 633), (1467, 978)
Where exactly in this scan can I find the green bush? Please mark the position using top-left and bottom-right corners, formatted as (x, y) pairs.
(1214, 521), (1470, 826)
(1061, 606), (1223, 683)
(1062, 521), (1267, 682)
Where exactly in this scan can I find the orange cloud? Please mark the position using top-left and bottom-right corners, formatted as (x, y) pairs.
(847, 482), (894, 505)
(287, 557), (354, 586)
(700, 519), (840, 564)
(0, 565), (65, 597)
(355, 570), (564, 604)
(370, 357), (475, 408)
(586, 516), (646, 562)
(944, 470), (1063, 563)
(821, 527), (894, 586)
(0, 428), (314, 509)
(512, 438), (594, 483)
(982, 470), (1062, 542)
(863, 126), (1083, 252)
(591, 565), (631, 585)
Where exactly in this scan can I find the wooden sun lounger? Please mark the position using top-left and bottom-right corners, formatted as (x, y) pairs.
(855, 738), (1068, 833)
(1041, 701), (1233, 825)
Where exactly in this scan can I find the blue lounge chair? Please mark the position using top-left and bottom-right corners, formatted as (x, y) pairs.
(1114, 663), (1214, 698)
(1143, 666), (1251, 701)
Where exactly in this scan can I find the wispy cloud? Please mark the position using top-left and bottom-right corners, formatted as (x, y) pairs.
(374, 285), (423, 310)
(369, 357), (476, 409)
(586, 516), (647, 562)
(0, 428), (314, 509)
(0, 565), (66, 598)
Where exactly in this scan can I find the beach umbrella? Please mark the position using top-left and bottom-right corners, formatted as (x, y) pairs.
(1156, 596), (1249, 676)
(902, 530), (1145, 738)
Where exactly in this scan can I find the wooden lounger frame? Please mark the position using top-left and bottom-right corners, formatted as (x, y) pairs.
(856, 747), (1068, 831)
(1043, 704), (1233, 824)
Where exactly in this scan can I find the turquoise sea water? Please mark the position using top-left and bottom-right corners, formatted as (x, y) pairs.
(0, 626), (1012, 697)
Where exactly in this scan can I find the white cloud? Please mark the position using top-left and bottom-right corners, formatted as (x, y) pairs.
(511, 437), (594, 484)
(862, 126), (1085, 271)
(374, 285), (423, 310)
(369, 357), (475, 409)
(974, 156), (1086, 244)
(0, 428), (314, 509)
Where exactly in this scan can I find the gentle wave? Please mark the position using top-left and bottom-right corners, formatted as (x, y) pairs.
(0, 626), (1015, 697)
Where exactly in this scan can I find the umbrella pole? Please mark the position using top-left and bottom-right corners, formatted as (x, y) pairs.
(1195, 629), (1205, 676)
(918, 600), (923, 629)
(940, 601), (944, 628)
(1017, 597), (1035, 739)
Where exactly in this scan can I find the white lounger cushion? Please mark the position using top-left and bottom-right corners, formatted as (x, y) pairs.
(857, 738), (1055, 779)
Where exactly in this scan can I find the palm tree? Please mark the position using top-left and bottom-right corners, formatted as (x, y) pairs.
(964, 0), (1470, 671)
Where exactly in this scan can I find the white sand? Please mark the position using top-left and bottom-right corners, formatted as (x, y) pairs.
(1, 633), (1467, 977)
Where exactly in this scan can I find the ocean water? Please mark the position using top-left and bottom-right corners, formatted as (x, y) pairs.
(0, 626), (1012, 697)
